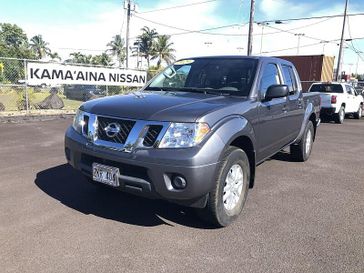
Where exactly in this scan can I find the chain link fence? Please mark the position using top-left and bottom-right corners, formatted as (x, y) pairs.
(0, 57), (146, 115)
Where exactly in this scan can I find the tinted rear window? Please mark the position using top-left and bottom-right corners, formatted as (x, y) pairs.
(310, 84), (343, 93)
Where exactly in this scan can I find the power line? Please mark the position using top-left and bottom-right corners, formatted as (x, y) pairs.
(133, 15), (243, 37)
(258, 17), (333, 36)
(137, 0), (218, 14)
(134, 13), (364, 39)
(346, 15), (364, 62)
(258, 12), (364, 24)
(264, 23), (325, 42)
(261, 36), (364, 54)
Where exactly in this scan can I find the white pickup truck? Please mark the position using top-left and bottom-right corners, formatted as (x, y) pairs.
(309, 82), (364, 123)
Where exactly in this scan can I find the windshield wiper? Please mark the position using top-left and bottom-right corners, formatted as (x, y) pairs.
(144, 86), (231, 96)
(173, 87), (231, 96)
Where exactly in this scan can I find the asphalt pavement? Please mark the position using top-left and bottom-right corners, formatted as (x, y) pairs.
(0, 116), (363, 273)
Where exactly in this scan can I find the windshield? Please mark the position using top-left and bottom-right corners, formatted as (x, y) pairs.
(310, 84), (343, 93)
(146, 58), (258, 96)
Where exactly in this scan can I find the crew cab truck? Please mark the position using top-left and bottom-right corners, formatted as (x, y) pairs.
(65, 56), (321, 227)
(309, 82), (363, 123)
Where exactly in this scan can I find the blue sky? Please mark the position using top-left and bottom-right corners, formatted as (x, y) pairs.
(1, 0), (364, 73)
(1, 0), (362, 25)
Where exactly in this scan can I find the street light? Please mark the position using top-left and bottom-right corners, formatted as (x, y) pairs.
(320, 40), (329, 55)
(294, 33), (305, 55)
(257, 22), (269, 55)
(355, 51), (363, 76)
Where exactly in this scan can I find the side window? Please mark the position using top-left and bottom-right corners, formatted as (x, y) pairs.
(281, 65), (297, 95)
(260, 63), (281, 97)
(345, 85), (353, 95)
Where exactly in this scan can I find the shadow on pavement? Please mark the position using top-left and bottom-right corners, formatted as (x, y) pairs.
(270, 151), (292, 162)
(35, 164), (211, 229)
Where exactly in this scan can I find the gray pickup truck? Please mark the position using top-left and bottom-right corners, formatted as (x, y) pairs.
(65, 56), (321, 227)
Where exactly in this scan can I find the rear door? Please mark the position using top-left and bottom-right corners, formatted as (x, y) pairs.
(256, 63), (290, 161)
(281, 64), (304, 140)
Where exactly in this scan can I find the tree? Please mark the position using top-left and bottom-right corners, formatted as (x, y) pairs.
(91, 53), (113, 66)
(0, 23), (35, 60)
(107, 35), (126, 67)
(136, 26), (158, 68)
(30, 35), (50, 59)
(0, 24), (35, 83)
(0, 23), (28, 48)
(48, 51), (61, 62)
(67, 52), (92, 64)
(151, 35), (175, 67)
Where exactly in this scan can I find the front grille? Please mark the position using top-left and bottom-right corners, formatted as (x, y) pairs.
(143, 125), (163, 147)
(97, 117), (135, 144)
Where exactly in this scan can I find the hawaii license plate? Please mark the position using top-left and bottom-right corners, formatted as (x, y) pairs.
(92, 163), (120, 187)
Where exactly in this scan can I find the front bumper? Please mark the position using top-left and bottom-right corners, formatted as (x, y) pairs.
(65, 126), (225, 208)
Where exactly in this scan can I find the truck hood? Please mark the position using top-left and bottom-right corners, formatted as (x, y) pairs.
(80, 91), (245, 123)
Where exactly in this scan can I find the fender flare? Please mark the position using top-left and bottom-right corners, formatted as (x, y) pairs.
(212, 115), (257, 188)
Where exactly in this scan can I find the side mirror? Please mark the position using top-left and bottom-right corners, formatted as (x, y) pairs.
(265, 85), (289, 100)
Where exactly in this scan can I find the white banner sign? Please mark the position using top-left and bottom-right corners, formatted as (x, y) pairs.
(27, 62), (147, 87)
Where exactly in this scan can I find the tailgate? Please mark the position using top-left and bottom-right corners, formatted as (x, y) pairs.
(319, 93), (334, 108)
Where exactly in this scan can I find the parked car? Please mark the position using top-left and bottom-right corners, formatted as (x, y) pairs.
(64, 85), (105, 101)
(65, 56), (321, 227)
(355, 86), (364, 99)
(309, 82), (364, 123)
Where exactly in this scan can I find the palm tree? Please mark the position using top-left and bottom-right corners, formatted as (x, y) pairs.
(92, 53), (113, 66)
(48, 51), (61, 62)
(136, 26), (158, 68)
(107, 35), (126, 67)
(30, 35), (50, 60)
(151, 35), (175, 67)
(68, 52), (92, 64)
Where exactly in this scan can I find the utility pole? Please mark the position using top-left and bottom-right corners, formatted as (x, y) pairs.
(335, 0), (349, 81)
(294, 33), (305, 55)
(125, 0), (131, 69)
(247, 0), (255, 56)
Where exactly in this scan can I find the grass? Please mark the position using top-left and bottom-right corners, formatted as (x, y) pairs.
(0, 89), (82, 112)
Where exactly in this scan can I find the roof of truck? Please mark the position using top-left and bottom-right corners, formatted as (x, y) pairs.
(180, 55), (285, 61)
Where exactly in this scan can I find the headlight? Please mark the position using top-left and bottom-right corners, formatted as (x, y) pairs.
(158, 122), (210, 148)
(72, 109), (86, 134)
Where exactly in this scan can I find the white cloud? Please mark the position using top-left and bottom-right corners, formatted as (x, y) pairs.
(259, 0), (312, 19)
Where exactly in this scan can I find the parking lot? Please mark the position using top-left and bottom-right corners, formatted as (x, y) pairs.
(0, 117), (363, 273)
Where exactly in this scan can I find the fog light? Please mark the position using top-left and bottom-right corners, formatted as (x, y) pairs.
(172, 176), (187, 189)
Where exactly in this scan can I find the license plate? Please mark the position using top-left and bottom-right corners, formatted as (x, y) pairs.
(92, 163), (120, 187)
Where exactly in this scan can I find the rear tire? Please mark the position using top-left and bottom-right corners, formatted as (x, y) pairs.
(197, 147), (250, 227)
(291, 121), (314, 162)
(354, 105), (362, 119)
(335, 106), (345, 124)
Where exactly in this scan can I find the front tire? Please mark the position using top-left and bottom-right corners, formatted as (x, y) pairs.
(291, 121), (314, 162)
(354, 105), (362, 119)
(198, 147), (250, 227)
